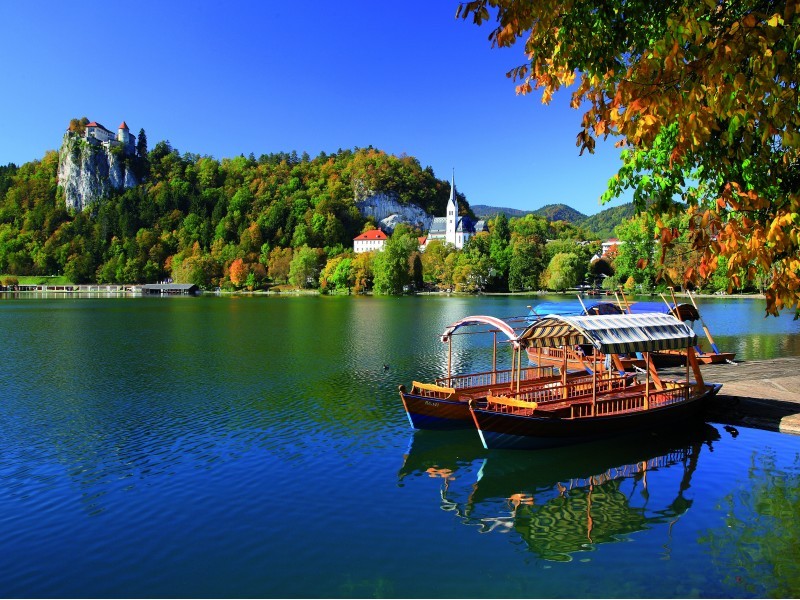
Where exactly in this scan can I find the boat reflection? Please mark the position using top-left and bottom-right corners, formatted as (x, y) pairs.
(400, 424), (721, 562)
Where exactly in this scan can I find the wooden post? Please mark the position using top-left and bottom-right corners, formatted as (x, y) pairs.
(537, 347), (542, 378)
(645, 352), (650, 410)
(592, 351), (597, 416)
(561, 345), (568, 399)
(687, 346), (704, 390)
(516, 343), (522, 396)
(492, 331), (497, 385)
(447, 335), (452, 384)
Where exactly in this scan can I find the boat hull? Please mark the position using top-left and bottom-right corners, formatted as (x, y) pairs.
(399, 391), (473, 430)
(471, 383), (722, 450)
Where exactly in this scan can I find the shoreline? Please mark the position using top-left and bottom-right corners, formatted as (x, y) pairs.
(0, 285), (767, 301)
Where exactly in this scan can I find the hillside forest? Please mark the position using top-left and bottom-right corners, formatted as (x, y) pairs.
(0, 128), (759, 295)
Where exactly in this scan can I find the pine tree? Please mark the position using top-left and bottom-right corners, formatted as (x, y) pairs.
(136, 128), (148, 158)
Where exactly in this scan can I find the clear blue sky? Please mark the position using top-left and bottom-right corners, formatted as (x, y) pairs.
(0, 1), (630, 216)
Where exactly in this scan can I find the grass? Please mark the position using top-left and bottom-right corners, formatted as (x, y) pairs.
(1, 274), (74, 285)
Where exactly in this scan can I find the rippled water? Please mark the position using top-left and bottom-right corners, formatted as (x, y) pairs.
(1, 294), (799, 597)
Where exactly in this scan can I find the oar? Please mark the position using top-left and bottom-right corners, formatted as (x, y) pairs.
(687, 291), (721, 354)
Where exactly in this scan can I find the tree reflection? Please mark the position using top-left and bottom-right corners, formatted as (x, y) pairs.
(699, 451), (800, 598)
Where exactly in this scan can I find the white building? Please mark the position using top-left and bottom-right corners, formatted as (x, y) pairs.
(84, 121), (136, 155)
(353, 229), (388, 253)
(601, 238), (625, 256)
(424, 173), (487, 250)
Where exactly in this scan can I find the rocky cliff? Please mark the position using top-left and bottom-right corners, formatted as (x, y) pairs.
(355, 192), (432, 233)
(57, 133), (138, 211)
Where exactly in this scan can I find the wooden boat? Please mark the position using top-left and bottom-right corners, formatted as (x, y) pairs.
(626, 290), (736, 365)
(524, 300), (628, 373)
(398, 315), (628, 430)
(470, 313), (722, 450)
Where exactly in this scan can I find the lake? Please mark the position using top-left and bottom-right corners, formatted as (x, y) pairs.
(1, 294), (799, 597)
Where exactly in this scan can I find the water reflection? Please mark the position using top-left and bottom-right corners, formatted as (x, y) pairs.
(401, 424), (721, 562)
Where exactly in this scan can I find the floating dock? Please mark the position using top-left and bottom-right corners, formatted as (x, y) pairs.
(683, 357), (800, 435)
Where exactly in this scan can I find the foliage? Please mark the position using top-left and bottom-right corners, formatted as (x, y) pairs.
(458, 0), (800, 314)
(289, 245), (324, 289)
(581, 203), (637, 240)
(0, 138), (472, 291)
(372, 232), (418, 295)
(699, 451), (800, 597)
(319, 254), (355, 293)
(543, 252), (582, 291)
(533, 203), (587, 223)
(612, 213), (658, 292)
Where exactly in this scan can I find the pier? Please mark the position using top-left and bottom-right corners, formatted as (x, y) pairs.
(691, 357), (800, 435)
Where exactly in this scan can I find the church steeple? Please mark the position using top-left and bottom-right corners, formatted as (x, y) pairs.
(446, 169), (458, 246)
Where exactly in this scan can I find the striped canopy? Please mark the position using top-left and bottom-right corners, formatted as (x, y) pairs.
(517, 312), (697, 354)
(441, 315), (519, 347)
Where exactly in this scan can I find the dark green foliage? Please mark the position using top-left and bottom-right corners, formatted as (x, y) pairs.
(0, 143), (476, 290)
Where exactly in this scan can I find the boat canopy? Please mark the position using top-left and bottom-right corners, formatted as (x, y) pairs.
(441, 315), (519, 347)
(627, 301), (700, 322)
(528, 301), (624, 319)
(517, 312), (698, 354)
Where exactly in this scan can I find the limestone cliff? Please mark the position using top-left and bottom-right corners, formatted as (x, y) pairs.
(355, 192), (432, 233)
(57, 133), (138, 211)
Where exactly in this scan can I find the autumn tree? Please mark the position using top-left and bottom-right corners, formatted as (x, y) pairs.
(458, 0), (800, 314)
(229, 257), (249, 287)
(267, 247), (293, 284)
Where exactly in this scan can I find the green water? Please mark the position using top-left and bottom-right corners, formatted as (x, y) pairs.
(0, 294), (799, 597)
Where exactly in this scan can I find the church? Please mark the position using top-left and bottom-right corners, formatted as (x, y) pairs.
(424, 173), (487, 250)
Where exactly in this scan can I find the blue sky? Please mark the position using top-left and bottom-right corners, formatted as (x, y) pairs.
(0, 1), (630, 216)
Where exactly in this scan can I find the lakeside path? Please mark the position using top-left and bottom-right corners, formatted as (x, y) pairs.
(684, 357), (800, 435)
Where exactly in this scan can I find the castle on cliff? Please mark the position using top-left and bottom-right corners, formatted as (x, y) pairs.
(80, 121), (136, 155)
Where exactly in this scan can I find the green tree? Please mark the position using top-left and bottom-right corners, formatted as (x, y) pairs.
(288, 245), (323, 288)
(613, 213), (657, 293)
(136, 128), (148, 158)
(543, 252), (581, 291)
(508, 240), (545, 292)
(373, 233), (416, 295)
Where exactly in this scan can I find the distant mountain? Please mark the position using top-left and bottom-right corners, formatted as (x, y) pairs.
(581, 203), (637, 239)
(533, 203), (587, 223)
(471, 201), (637, 240)
(470, 204), (534, 220)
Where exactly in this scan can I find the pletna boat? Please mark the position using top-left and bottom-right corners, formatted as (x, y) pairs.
(470, 312), (722, 450)
(524, 300), (626, 373)
(398, 315), (622, 430)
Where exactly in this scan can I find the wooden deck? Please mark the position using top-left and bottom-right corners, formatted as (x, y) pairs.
(662, 357), (800, 436)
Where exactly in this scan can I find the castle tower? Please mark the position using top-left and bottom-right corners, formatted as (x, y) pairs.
(117, 121), (129, 143)
(117, 121), (135, 154)
(445, 171), (458, 246)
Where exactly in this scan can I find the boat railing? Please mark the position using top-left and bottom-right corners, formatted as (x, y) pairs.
(488, 374), (634, 410)
(569, 383), (690, 418)
(648, 383), (689, 408)
(436, 365), (558, 390)
(576, 386), (647, 418)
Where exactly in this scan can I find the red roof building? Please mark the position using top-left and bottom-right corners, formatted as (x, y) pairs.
(354, 229), (388, 253)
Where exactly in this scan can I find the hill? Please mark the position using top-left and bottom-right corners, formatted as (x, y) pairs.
(581, 203), (637, 239)
(533, 203), (587, 223)
(472, 203), (587, 223)
(471, 204), (533, 220)
(473, 201), (635, 239)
